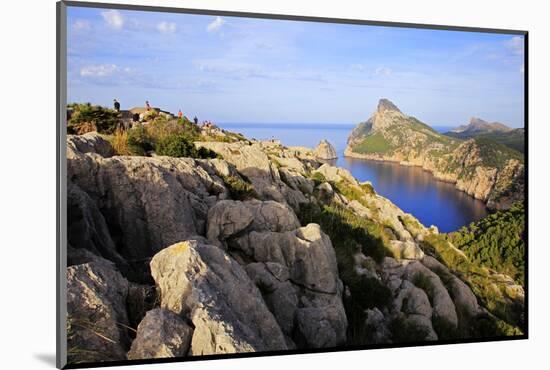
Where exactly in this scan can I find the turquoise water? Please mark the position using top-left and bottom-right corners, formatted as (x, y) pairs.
(219, 123), (488, 232)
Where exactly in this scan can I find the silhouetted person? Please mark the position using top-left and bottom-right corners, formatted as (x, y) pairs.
(113, 99), (120, 112)
(145, 100), (151, 111)
(194, 116), (198, 125)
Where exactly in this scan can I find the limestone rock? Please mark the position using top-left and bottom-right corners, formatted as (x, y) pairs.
(232, 224), (348, 348)
(67, 181), (129, 273)
(67, 132), (114, 159)
(68, 153), (225, 261)
(67, 258), (131, 363)
(206, 200), (300, 245)
(127, 308), (193, 360)
(388, 240), (424, 260)
(313, 139), (337, 160)
(150, 240), (288, 355)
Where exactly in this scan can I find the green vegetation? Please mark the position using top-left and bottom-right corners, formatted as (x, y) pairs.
(420, 224), (524, 332)
(155, 133), (218, 159)
(221, 175), (258, 200)
(297, 202), (394, 344)
(389, 316), (432, 343)
(446, 129), (525, 153)
(448, 203), (525, 285)
(475, 137), (524, 168)
(309, 171), (327, 186)
(353, 133), (392, 154)
(67, 103), (120, 134)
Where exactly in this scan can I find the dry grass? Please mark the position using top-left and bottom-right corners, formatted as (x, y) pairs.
(111, 128), (130, 155)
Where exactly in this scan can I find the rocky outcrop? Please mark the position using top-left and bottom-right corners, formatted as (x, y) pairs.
(206, 199), (300, 247)
(345, 99), (524, 209)
(65, 125), (523, 364)
(230, 223), (347, 348)
(127, 308), (193, 360)
(150, 240), (288, 355)
(67, 135), (228, 264)
(195, 140), (311, 209)
(67, 257), (131, 363)
(313, 139), (337, 160)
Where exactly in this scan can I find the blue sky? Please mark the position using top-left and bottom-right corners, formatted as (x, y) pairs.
(67, 6), (525, 127)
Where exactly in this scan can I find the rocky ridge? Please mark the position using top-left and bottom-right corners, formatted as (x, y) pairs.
(345, 99), (524, 209)
(66, 130), (524, 365)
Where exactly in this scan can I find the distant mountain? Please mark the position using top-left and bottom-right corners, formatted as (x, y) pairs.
(345, 99), (524, 209)
(451, 117), (513, 135)
(445, 118), (524, 153)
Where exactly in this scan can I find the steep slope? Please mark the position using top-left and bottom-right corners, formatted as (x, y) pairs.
(446, 127), (525, 153)
(345, 99), (524, 209)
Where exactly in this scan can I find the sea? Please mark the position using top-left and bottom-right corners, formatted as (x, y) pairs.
(218, 123), (488, 233)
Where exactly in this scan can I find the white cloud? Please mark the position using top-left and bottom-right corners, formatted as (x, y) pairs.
(375, 67), (392, 76)
(157, 21), (177, 34)
(72, 19), (90, 31)
(207, 16), (225, 32)
(505, 36), (524, 55)
(80, 64), (119, 77)
(101, 10), (124, 30)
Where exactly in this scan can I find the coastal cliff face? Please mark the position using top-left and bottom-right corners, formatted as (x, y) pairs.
(345, 99), (524, 209)
(66, 130), (524, 365)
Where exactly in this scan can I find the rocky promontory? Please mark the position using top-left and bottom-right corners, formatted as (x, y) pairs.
(66, 125), (524, 365)
(345, 99), (524, 209)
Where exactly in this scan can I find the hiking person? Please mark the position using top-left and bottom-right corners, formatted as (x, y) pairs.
(178, 110), (183, 120)
(194, 116), (198, 125)
(145, 100), (151, 111)
(113, 99), (120, 112)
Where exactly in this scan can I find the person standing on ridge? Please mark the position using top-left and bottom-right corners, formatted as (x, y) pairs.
(194, 116), (198, 125)
(178, 110), (183, 120)
(113, 99), (120, 112)
(145, 100), (151, 111)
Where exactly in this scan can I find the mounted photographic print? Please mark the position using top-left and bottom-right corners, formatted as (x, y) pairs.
(56, 1), (528, 368)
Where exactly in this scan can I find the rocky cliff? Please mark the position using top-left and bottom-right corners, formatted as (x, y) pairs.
(66, 130), (524, 365)
(345, 99), (524, 209)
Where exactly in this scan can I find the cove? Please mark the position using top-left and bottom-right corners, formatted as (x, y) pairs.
(220, 123), (488, 232)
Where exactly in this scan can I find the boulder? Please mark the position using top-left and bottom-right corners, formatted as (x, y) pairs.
(127, 308), (193, 360)
(313, 163), (358, 185)
(67, 258), (131, 363)
(313, 139), (338, 160)
(233, 224), (339, 294)
(206, 200), (300, 245)
(150, 240), (288, 355)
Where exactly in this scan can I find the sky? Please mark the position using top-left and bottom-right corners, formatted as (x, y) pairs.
(66, 6), (525, 127)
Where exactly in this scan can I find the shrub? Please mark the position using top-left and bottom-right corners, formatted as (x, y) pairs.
(68, 103), (120, 134)
(222, 175), (258, 200)
(309, 172), (327, 186)
(127, 125), (153, 156)
(155, 134), (218, 159)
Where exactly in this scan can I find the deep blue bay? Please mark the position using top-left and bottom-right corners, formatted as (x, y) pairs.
(219, 123), (488, 232)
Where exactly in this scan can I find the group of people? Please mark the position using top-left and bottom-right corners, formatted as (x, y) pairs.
(113, 98), (202, 126)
